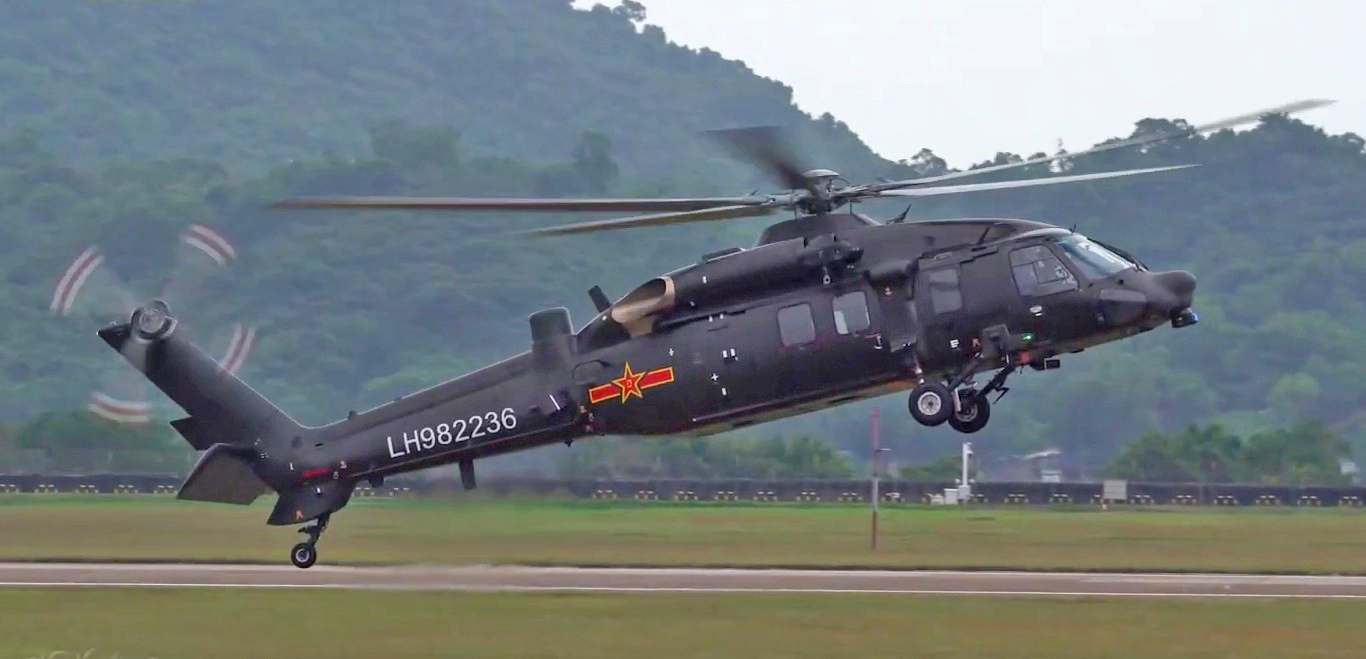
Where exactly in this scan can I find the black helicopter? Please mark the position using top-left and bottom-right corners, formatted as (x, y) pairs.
(95, 100), (1328, 567)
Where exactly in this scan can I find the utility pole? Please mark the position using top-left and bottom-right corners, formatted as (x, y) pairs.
(870, 407), (889, 551)
(961, 442), (973, 502)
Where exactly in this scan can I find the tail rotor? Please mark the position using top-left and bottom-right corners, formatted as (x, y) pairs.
(49, 223), (259, 425)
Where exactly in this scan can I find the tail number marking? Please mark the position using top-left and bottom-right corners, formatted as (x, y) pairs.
(387, 408), (518, 458)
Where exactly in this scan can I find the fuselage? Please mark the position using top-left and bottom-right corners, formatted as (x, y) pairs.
(271, 213), (1196, 490)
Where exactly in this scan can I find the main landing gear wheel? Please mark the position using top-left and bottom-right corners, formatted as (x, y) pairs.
(948, 390), (991, 434)
(290, 512), (329, 569)
(290, 542), (317, 569)
(908, 381), (953, 426)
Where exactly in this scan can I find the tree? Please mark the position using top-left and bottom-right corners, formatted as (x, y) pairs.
(1104, 430), (1196, 482)
(369, 122), (461, 176)
(1105, 422), (1349, 484)
(12, 412), (188, 473)
(1267, 373), (1321, 418)
(898, 454), (960, 481)
(1243, 420), (1349, 485)
(571, 131), (619, 194)
(612, 0), (647, 24)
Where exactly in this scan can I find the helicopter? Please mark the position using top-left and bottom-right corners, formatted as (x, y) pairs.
(96, 99), (1329, 568)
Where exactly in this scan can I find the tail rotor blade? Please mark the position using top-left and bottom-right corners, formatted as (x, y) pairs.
(56, 225), (257, 426)
(50, 246), (137, 320)
(212, 323), (257, 375)
(164, 225), (258, 375)
(161, 223), (239, 307)
(89, 361), (151, 425)
(52, 245), (153, 425)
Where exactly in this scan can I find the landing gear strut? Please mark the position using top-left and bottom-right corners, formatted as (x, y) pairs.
(909, 364), (1018, 433)
(290, 512), (329, 569)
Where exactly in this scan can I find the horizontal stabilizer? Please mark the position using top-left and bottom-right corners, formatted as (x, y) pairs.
(178, 443), (269, 505)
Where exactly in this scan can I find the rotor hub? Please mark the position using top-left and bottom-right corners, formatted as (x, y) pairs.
(131, 299), (176, 341)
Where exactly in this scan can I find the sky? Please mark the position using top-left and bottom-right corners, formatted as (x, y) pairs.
(574, 0), (1359, 167)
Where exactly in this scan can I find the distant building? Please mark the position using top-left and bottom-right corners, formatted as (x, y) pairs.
(977, 448), (1090, 482)
(1340, 459), (1360, 485)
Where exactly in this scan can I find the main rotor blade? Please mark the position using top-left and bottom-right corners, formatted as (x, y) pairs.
(517, 204), (778, 236)
(272, 196), (764, 213)
(867, 99), (1334, 193)
(705, 126), (820, 197)
(875, 165), (1197, 197)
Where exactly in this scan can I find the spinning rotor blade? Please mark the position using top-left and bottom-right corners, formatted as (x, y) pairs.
(875, 165), (1197, 197)
(50, 246), (138, 319)
(161, 224), (240, 305)
(865, 99), (1334, 193)
(51, 246), (150, 423)
(49, 224), (256, 424)
(705, 126), (821, 197)
(162, 224), (257, 377)
(272, 196), (762, 213)
(516, 203), (780, 236)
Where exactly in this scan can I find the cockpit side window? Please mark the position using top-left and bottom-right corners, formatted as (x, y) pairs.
(1054, 235), (1134, 280)
(1010, 245), (1078, 297)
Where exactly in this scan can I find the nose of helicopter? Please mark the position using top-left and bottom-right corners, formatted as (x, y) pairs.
(1153, 270), (1198, 328)
(1154, 270), (1196, 309)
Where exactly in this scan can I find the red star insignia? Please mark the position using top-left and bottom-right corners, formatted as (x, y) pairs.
(612, 362), (646, 402)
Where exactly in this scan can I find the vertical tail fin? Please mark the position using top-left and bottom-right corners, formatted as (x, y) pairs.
(97, 318), (303, 448)
(99, 312), (300, 505)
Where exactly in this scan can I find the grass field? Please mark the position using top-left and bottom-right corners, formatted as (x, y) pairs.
(4, 495), (1366, 573)
(1, 588), (1364, 658)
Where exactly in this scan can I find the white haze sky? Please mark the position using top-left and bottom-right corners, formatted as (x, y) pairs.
(575, 0), (1361, 167)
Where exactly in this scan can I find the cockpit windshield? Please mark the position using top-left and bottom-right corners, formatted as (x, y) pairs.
(1054, 234), (1134, 280)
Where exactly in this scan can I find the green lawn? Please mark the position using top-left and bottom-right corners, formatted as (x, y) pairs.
(4, 495), (1366, 573)
(1, 588), (1362, 658)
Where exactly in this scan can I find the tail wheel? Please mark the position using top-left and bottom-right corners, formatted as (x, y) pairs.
(290, 542), (317, 569)
(948, 390), (991, 434)
(908, 381), (952, 426)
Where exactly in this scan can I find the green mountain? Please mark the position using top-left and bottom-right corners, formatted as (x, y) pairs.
(0, 0), (883, 180)
(2, 0), (1365, 475)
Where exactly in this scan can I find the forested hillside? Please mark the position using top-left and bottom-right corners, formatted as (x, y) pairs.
(1, 1), (1364, 476)
(0, 0), (882, 181)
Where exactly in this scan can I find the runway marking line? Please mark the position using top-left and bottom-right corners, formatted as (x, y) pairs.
(1, 582), (1366, 599)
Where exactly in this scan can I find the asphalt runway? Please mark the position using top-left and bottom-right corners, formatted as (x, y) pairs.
(3, 563), (1366, 598)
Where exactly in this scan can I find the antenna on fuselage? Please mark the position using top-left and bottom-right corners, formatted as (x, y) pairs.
(887, 204), (913, 224)
(588, 286), (611, 313)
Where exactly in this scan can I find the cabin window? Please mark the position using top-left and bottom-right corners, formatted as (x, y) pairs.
(926, 266), (963, 314)
(1011, 245), (1078, 297)
(777, 304), (816, 347)
(833, 291), (870, 335)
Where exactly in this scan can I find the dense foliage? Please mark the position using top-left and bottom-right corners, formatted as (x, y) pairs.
(2, 0), (1366, 480)
(1103, 421), (1351, 485)
(7, 411), (187, 474)
(0, 0), (882, 181)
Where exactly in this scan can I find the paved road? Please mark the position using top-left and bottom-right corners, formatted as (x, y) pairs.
(2, 563), (1366, 598)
